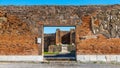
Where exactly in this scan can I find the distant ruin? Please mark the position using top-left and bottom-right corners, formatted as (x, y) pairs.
(44, 28), (75, 52)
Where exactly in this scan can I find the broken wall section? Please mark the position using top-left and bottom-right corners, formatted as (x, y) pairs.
(76, 6), (120, 54)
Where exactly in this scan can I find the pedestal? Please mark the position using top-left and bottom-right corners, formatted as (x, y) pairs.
(60, 44), (69, 53)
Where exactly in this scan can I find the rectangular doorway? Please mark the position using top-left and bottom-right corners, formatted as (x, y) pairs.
(43, 26), (76, 61)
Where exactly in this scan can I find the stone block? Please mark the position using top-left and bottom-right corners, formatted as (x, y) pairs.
(96, 55), (106, 62)
(77, 55), (90, 62)
(76, 55), (85, 62)
(109, 55), (117, 62)
(89, 55), (97, 61)
(0, 56), (43, 61)
(116, 55), (120, 62)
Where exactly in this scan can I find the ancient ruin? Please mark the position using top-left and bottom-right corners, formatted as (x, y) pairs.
(0, 5), (120, 57)
(44, 28), (75, 52)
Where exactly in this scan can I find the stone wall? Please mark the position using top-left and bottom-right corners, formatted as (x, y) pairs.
(44, 33), (56, 52)
(0, 6), (42, 55)
(0, 5), (120, 55)
(56, 29), (75, 45)
(75, 5), (120, 54)
(56, 29), (70, 45)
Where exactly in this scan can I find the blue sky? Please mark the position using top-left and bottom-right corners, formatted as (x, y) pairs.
(0, 0), (120, 5)
(44, 27), (75, 34)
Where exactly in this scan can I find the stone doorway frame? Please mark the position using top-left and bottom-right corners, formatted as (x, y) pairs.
(42, 25), (77, 61)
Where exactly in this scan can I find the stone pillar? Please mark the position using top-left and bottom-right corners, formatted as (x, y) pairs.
(75, 25), (80, 45)
(70, 29), (75, 45)
(56, 29), (61, 45)
(38, 22), (43, 55)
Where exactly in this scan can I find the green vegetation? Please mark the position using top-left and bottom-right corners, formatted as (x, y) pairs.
(44, 52), (59, 55)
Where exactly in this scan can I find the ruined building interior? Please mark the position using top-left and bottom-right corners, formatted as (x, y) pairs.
(44, 28), (75, 52)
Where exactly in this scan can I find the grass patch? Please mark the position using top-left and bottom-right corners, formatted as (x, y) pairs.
(44, 52), (59, 55)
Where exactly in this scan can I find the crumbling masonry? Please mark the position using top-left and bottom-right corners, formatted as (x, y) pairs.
(0, 5), (120, 55)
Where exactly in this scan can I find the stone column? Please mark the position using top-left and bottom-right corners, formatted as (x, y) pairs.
(56, 29), (61, 45)
(75, 25), (80, 45)
(70, 29), (73, 45)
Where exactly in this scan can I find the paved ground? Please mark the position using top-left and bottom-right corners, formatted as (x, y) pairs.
(0, 62), (120, 68)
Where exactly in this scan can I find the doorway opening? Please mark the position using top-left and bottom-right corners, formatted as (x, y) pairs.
(43, 26), (76, 61)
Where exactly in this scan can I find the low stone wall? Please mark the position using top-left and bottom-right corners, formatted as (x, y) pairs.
(48, 45), (61, 52)
(0, 56), (43, 61)
(48, 45), (76, 52)
(77, 55), (120, 62)
(67, 45), (76, 52)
